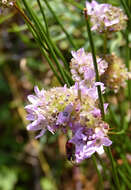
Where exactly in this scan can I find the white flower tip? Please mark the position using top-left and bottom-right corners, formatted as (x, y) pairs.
(97, 146), (104, 155)
(27, 125), (31, 131)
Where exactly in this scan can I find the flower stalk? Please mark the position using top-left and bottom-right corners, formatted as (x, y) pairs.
(92, 155), (104, 190)
(43, 0), (77, 50)
(84, 9), (105, 120)
(84, 7), (121, 189)
(106, 147), (120, 189)
(14, 2), (64, 85)
(22, 0), (71, 86)
(120, 0), (131, 20)
(36, 0), (70, 71)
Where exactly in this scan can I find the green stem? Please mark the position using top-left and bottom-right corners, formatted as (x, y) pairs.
(125, 30), (130, 70)
(111, 118), (128, 135)
(15, 2), (63, 85)
(40, 47), (64, 85)
(15, 1), (49, 53)
(92, 155), (104, 190)
(84, 10), (120, 189)
(109, 106), (120, 127)
(125, 29), (131, 103)
(43, 0), (77, 50)
(37, 0), (49, 36)
(121, 155), (131, 176)
(106, 147), (120, 189)
(50, 40), (70, 71)
(120, 0), (131, 20)
(84, 10), (105, 120)
(36, 0), (70, 71)
(118, 169), (131, 189)
(22, 0), (70, 86)
(96, 154), (110, 181)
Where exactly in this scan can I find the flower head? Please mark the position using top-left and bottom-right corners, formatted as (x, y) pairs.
(25, 47), (113, 163)
(25, 83), (102, 137)
(86, 0), (127, 33)
(70, 126), (112, 163)
(25, 85), (77, 138)
(101, 53), (131, 93)
(70, 48), (108, 86)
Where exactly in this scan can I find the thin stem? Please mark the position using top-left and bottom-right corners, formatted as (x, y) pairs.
(30, 27), (64, 85)
(120, 0), (131, 20)
(14, 2), (49, 52)
(109, 106), (120, 127)
(108, 116), (128, 135)
(84, 9), (120, 189)
(40, 47), (64, 85)
(105, 147), (120, 189)
(125, 30), (130, 70)
(14, 2), (63, 85)
(37, 0), (49, 36)
(14, 3), (36, 34)
(121, 155), (131, 176)
(125, 29), (131, 103)
(43, 0), (77, 50)
(36, 0), (70, 71)
(50, 40), (70, 71)
(118, 169), (131, 189)
(96, 154), (110, 181)
(22, 0), (70, 86)
(84, 9), (105, 120)
(92, 155), (104, 190)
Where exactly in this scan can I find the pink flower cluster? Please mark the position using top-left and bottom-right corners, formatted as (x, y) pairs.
(86, 0), (127, 33)
(25, 1), (129, 163)
(25, 48), (112, 163)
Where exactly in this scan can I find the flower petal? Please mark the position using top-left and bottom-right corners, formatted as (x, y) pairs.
(26, 114), (35, 121)
(102, 137), (112, 146)
(27, 95), (38, 104)
(96, 145), (104, 155)
(35, 129), (46, 139)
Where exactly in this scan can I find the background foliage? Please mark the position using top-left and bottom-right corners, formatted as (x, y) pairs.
(0, 0), (131, 189)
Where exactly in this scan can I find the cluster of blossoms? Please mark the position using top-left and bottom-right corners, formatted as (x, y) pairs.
(25, 1), (129, 163)
(70, 48), (108, 89)
(86, 0), (127, 33)
(25, 48), (112, 163)
(101, 53), (131, 93)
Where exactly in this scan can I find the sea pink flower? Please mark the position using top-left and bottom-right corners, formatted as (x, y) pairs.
(70, 48), (108, 87)
(25, 47), (113, 162)
(70, 127), (112, 163)
(86, 0), (127, 33)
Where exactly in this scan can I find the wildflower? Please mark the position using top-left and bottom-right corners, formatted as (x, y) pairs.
(86, 0), (127, 33)
(25, 83), (112, 162)
(70, 48), (108, 87)
(56, 104), (73, 125)
(25, 47), (112, 162)
(25, 85), (77, 138)
(70, 126), (112, 163)
(101, 53), (131, 93)
(25, 81), (107, 137)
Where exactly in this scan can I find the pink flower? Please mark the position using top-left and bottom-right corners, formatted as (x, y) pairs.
(86, 0), (127, 33)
